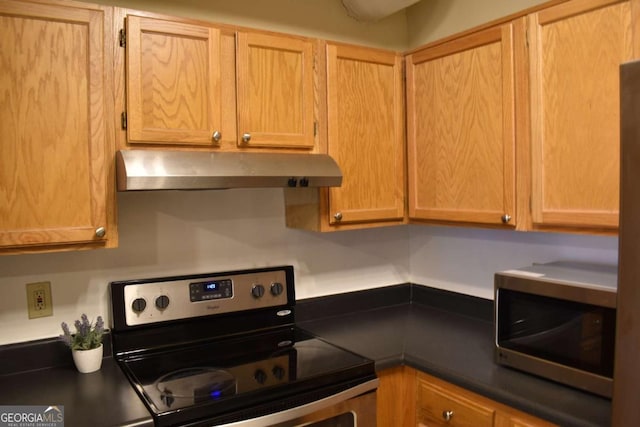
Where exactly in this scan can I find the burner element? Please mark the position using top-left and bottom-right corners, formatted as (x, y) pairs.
(155, 367), (237, 405)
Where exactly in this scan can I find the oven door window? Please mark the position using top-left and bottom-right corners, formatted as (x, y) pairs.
(497, 289), (616, 377)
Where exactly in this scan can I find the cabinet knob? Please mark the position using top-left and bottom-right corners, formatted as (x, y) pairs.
(212, 130), (222, 142)
(442, 410), (454, 422)
(501, 214), (511, 224)
(242, 133), (251, 143)
(334, 212), (343, 221)
(95, 227), (106, 238)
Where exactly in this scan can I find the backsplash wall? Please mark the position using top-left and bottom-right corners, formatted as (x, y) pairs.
(0, 190), (410, 345)
(409, 225), (619, 300)
(0, 188), (618, 346)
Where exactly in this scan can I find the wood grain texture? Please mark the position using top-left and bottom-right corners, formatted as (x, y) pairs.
(0, 0), (108, 248)
(416, 371), (557, 427)
(407, 23), (516, 226)
(530, 0), (633, 229)
(236, 31), (315, 149)
(377, 366), (416, 427)
(126, 15), (222, 145)
(326, 43), (405, 224)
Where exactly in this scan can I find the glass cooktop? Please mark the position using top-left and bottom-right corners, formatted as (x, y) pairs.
(118, 326), (374, 426)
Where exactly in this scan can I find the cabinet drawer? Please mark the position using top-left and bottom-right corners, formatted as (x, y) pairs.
(417, 379), (494, 427)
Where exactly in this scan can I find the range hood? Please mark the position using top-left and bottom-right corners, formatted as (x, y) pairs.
(115, 150), (343, 191)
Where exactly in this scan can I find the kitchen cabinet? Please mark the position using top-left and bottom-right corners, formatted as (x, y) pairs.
(124, 14), (227, 146)
(284, 42), (405, 231)
(377, 366), (416, 427)
(0, 0), (116, 252)
(527, 0), (635, 231)
(119, 13), (316, 151)
(406, 20), (520, 228)
(377, 367), (557, 427)
(415, 371), (557, 427)
(236, 31), (316, 150)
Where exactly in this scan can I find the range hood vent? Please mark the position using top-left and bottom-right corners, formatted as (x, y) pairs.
(116, 150), (343, 191)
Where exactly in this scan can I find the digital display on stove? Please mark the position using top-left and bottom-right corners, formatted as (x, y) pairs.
(190, 279), (233, 302)
(204, 282), (219, 292)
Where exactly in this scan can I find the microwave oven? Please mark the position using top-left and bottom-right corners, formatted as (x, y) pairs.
(494, 262), (617, 398)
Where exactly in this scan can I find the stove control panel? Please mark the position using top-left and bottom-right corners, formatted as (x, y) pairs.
(189, 279), (233, 302)
(120, 269), (290, 327)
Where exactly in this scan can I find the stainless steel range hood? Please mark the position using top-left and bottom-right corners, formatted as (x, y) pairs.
(115, 150), (343, 191)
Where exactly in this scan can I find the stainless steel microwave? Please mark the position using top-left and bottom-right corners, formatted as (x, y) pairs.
(494, 262), (617, 398)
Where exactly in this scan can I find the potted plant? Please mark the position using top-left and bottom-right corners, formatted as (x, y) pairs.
(60, 314), (105, 373)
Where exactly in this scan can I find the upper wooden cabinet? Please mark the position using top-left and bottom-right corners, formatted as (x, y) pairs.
(125, 15), (225, 146)
(0, 0), (115, 252)
(406, 22), (519, 227)
(120, 14), (317, 151)
(236, 32), (316, 150)
(528, 0), (635, 231)
(326, 43), (405, 226)
(284, 42), (405, 231)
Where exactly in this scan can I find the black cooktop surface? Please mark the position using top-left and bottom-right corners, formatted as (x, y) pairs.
(118, 326), (374, 426)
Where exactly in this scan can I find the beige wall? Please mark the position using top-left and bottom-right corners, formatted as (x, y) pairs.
(406, 0), (548, 49)
(95, 0), (409, 50)
(95, 0), (553, 51)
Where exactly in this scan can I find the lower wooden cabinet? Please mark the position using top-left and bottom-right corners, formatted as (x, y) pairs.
(417, 373), (494, 426)
(377, 367), (556, 427)
(377, 366), (417, 427)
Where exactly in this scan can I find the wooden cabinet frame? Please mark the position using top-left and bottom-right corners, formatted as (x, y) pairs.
(406, 23), (518, 227)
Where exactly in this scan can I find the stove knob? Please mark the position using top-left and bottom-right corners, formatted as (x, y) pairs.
(270, 282), (284, 296)
(272, 365), (286, 380)
(155, 295), (170, 310)
(254, 369), (267, 385)
(132, 298), (147, 313)
(251, 284), (265, 299)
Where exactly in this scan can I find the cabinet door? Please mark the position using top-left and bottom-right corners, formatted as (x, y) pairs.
(0, 0), (109, 248)
(407, 23), (517, 227)
(126, 15), (223, 146)
(236, 32), (315, 149)
(326, 43), (404, 225)
(529, 0), (634, 229)
(416, 375), (495, 427)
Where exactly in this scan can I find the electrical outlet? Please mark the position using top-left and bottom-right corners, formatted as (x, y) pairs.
(26, 281), (53, 319)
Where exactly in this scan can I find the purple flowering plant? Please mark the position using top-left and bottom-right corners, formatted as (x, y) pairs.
(60, 314), (104, 351)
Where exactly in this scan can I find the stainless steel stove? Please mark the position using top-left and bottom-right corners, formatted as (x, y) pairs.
(110, 266), (378, 427)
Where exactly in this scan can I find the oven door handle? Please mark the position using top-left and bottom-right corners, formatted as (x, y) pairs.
(214, 378), (379, 427)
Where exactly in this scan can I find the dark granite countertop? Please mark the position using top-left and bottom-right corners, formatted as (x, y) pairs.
(297, 284), (612, 427)
(0, 283), (611, 427)
(0, 337), (153, 427)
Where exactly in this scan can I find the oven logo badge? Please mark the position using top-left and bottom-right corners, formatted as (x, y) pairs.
(0, 405), (64, 427)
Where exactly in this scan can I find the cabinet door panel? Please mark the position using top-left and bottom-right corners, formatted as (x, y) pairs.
(417, 378), (495, 426)
(0, 0), (107, 247)
(126, 15), (222, 145)
(236, 32), (315, 149)
(327, 44), (404, 224)
(407, 24), (516, 226)
(530, 0), (633, 229)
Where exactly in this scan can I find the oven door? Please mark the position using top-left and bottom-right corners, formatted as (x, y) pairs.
(215, 380), (378, 427)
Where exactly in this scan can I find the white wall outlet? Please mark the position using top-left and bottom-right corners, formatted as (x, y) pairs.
(26, 281), (53, 319)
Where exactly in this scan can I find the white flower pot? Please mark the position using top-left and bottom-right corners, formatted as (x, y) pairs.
(72, 344), (103, 373)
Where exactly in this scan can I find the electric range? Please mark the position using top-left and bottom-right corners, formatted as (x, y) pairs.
(110, 266), (378, 427)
